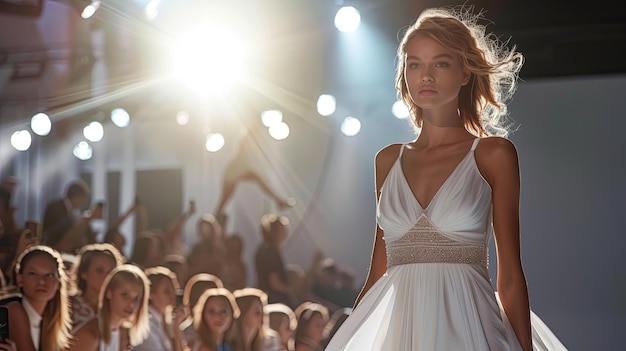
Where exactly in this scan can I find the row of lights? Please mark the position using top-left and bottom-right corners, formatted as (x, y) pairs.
(8, 97), (410, 157)
(145, 2), (363, 33)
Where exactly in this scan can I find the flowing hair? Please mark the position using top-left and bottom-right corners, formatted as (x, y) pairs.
(193, 288), (240, 351)
(229, 288), (269, 351)
(16, 245), (71, 351)
(395, 5), (523, 137)
(98, 264), (150, 346)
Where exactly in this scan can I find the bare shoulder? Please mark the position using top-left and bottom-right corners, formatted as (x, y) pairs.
(374, 143), (403, 189)
(475, 137), (519, 185)
(375, 143), (403, 162)
(375, 143), (403, 172)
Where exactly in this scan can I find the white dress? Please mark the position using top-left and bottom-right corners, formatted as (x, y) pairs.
(325, 138), (567, 351)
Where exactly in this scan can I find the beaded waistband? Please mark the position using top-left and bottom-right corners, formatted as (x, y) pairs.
(386, 215), (487, 268)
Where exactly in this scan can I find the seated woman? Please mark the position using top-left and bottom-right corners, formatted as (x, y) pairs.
(68, 243), (125, 333)
(265, 303), (297, 351)
(4, 245), (71, 351)
(135, 266), (185, 351)
(179, 273), (225, 350)
(229, 287), (281, 351)
(293, 302), (329, 351)
(66, 264), (150, 351)
(192, 288), (240, 351)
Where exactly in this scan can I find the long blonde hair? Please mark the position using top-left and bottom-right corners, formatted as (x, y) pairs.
(16, 245), (71, 351)
(193, 288), (240, 350)
(229, 288), (269, 351)
(98, 264), (150, 346)
(395, 6), (523, 137)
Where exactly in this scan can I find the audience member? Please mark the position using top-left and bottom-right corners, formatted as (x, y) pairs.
(102, 201), (142, 255)
(69, 243), (125, 333)
(5, 245), (71, 351)
(161, 200), (196, 256)
(162, 253), (189, 288)
(67, 264), (150, 350)
(255, 214), (294, 308)
(135, 266), (185, 351)
(265, 303), (297, 351)
(130, 230), (164, 269)
(41, 180), (101, 253)
(193, 288), (240, 351)
(223, 234), (247, 291)
(180, 273), (225, 350)
(229, 288), (280, 351)
(0, 176), (18, 236)
(187, 214), (226, 278)
(294, 302), (329, 351)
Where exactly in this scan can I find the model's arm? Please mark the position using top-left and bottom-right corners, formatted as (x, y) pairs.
(476, 137), (532, 351)
(354, 144), (400, 308)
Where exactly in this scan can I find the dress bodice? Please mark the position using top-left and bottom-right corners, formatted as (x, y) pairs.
(377, 139), (493, 266)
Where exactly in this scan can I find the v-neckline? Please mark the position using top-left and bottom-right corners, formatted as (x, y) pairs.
(398, 142), (474, 211)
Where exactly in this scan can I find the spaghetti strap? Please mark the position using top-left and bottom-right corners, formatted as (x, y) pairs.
(470, 138), (480, 151)
(398, 143), (407, 159)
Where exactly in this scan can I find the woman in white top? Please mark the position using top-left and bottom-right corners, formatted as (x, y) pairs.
(66, 264), (150, 351)
(68, 243), (125, 333)
(5, 245), (71, 351)
(135, 266), (185, 351)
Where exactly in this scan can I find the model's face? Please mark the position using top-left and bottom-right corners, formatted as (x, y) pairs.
(18, 255), (60, 304)
(203, 297), (233, 335)
(107, 281), (143, 321)
(404, 34), (469, 111)
(242, 299), (264, 331)
(81, 254), (116, 294)
(305, 313), (326, 343)
(150, 278), (176, 312)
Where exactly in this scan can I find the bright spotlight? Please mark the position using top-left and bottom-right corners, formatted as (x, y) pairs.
(176, 110), (190, 125)
(392, 100), (410, 119)
(81, 0), (100, 19)
(335, 6), (361, 32)
(83, 121), (104, 142)
(73, 141), (93, 160)
(341, 117), (361, 136)
(317, 94), (336, 116)
(173, 25), (245, 94)
(111, 108), (130, 127)
(205, 133), (225, 152)
(268, 121), (290, 140)
(31, 112), (52, 136)
(11, 130), (32, 151)
(145, 0), (159, 21)
(261, 110), (283, 128)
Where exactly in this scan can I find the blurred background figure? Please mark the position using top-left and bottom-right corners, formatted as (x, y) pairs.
(265, 303), (297, 351)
